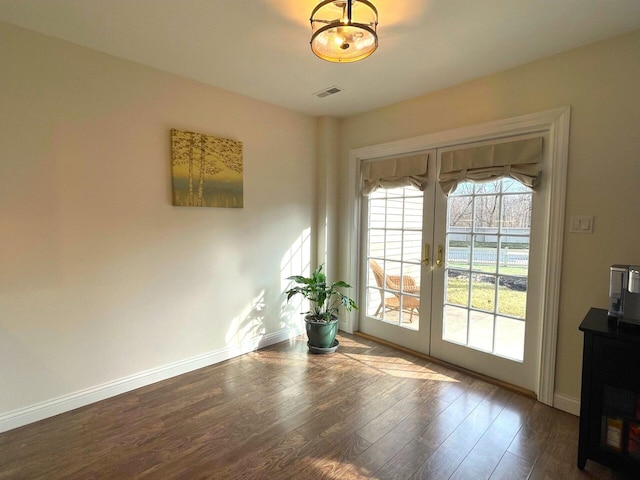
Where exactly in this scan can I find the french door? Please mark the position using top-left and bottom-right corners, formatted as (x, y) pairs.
(359, 135), (547, 393)
(360, 150), (436, 354)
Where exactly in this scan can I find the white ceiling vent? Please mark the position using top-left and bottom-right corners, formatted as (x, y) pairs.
(314, 86), (344, 98)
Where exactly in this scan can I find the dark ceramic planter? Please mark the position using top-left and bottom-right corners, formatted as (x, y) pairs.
(305, 316), (339, 350)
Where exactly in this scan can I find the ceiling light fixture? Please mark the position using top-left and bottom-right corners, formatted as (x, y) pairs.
(310, 0), (378, 63)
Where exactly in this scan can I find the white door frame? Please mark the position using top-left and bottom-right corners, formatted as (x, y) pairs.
(343, 107), (570, 406)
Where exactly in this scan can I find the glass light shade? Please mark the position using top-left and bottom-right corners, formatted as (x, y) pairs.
(310, 0), (378, 63)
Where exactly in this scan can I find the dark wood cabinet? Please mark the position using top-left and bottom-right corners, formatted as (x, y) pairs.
(578, 307), (640, 474)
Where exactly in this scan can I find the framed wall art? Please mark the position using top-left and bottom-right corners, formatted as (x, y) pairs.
(170, 129), (243, 208)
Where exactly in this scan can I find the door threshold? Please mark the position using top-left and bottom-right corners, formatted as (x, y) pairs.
(353, 331), (536, 400)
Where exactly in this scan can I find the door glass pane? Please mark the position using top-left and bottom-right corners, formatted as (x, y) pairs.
(445, 270), (470, 307)
(401, 263), (422, 293)
(468, 310), (494, 352)
(474, 195), (499, 233)
(475, 180), (501, 195)
(368, 229), (385, 257)
(448, 196), (473, 228)
(494, 316), (525, 361)
(366, 285), (383, 319)
(471, 274), (496, 312)
(502, 178), (530, 193)
(387, 198), (403, 228)
(369, 199), (386, 228)
(386, 230), (402, 260)
(404, 196), (423, 228)
(447, 233), (471, 270)
(403, 231), (423, 264)
(501, 194), (531, 227)
(443, 305), (468, 344)
(497, 276), (527, 318)
(366, 186), (422, 330)
(473, 235), (498, 273)
(443, 179), (532, 362)
(450, 182), (473, 196)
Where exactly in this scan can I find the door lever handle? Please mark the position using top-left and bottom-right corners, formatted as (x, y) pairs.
(422, 244), (430, 266)
(436, 245), (444, 267)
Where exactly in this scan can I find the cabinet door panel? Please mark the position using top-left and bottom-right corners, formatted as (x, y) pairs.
(593, 336), (640, 383)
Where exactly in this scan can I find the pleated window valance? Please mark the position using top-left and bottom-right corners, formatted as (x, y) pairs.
(361, 153), (429, 195)
(439, 137), (543, 195)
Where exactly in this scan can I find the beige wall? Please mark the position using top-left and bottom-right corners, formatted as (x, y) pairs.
(0, 22), (317, 419)
(2, 18), (639, 426)
(337, 29), (640, 402)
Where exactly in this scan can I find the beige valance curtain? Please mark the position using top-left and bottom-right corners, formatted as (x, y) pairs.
(439, 137), (543, 195)
(361, 153), (429, 195)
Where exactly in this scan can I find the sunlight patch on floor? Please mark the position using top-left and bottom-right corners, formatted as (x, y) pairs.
(342, 353), (459, 382)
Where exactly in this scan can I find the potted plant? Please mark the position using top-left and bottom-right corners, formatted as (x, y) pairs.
(285, 264), (358, 353)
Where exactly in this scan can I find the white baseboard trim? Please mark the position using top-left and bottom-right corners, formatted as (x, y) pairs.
(0, 327), (303, 434)
(553, 393), (580, 416)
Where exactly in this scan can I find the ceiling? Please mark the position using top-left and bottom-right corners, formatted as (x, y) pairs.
(2, 0), (640, 118)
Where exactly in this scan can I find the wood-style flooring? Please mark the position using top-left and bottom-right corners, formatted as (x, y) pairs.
(0, 333), (632, 479)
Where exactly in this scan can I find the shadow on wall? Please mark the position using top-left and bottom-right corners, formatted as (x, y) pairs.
(224, 228), (311, 350)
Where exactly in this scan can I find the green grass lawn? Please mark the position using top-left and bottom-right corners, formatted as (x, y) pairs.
(447, 262), (528, 276)
(446, 277), (527, 318)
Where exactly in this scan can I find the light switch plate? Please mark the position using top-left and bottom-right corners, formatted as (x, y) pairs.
(569, 215), (593, 234)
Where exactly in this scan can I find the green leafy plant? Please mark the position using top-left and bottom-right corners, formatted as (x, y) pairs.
(285, 264), (358, 323)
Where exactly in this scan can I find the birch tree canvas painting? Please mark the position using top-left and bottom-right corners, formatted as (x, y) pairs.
(170, 129), (243, 208)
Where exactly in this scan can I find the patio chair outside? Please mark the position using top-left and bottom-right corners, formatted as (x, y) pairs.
(369, 259), (420, 323)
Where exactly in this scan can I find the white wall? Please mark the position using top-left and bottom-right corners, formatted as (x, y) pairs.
(0, 22), (316, 428)
(337, 29), (640, 407)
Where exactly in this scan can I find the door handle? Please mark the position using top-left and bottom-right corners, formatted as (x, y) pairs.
(422, 244), (430, 266)
(436, 245), (444, 267)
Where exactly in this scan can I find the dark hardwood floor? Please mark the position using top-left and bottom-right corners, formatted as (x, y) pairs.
(0, 333), (631, 479)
